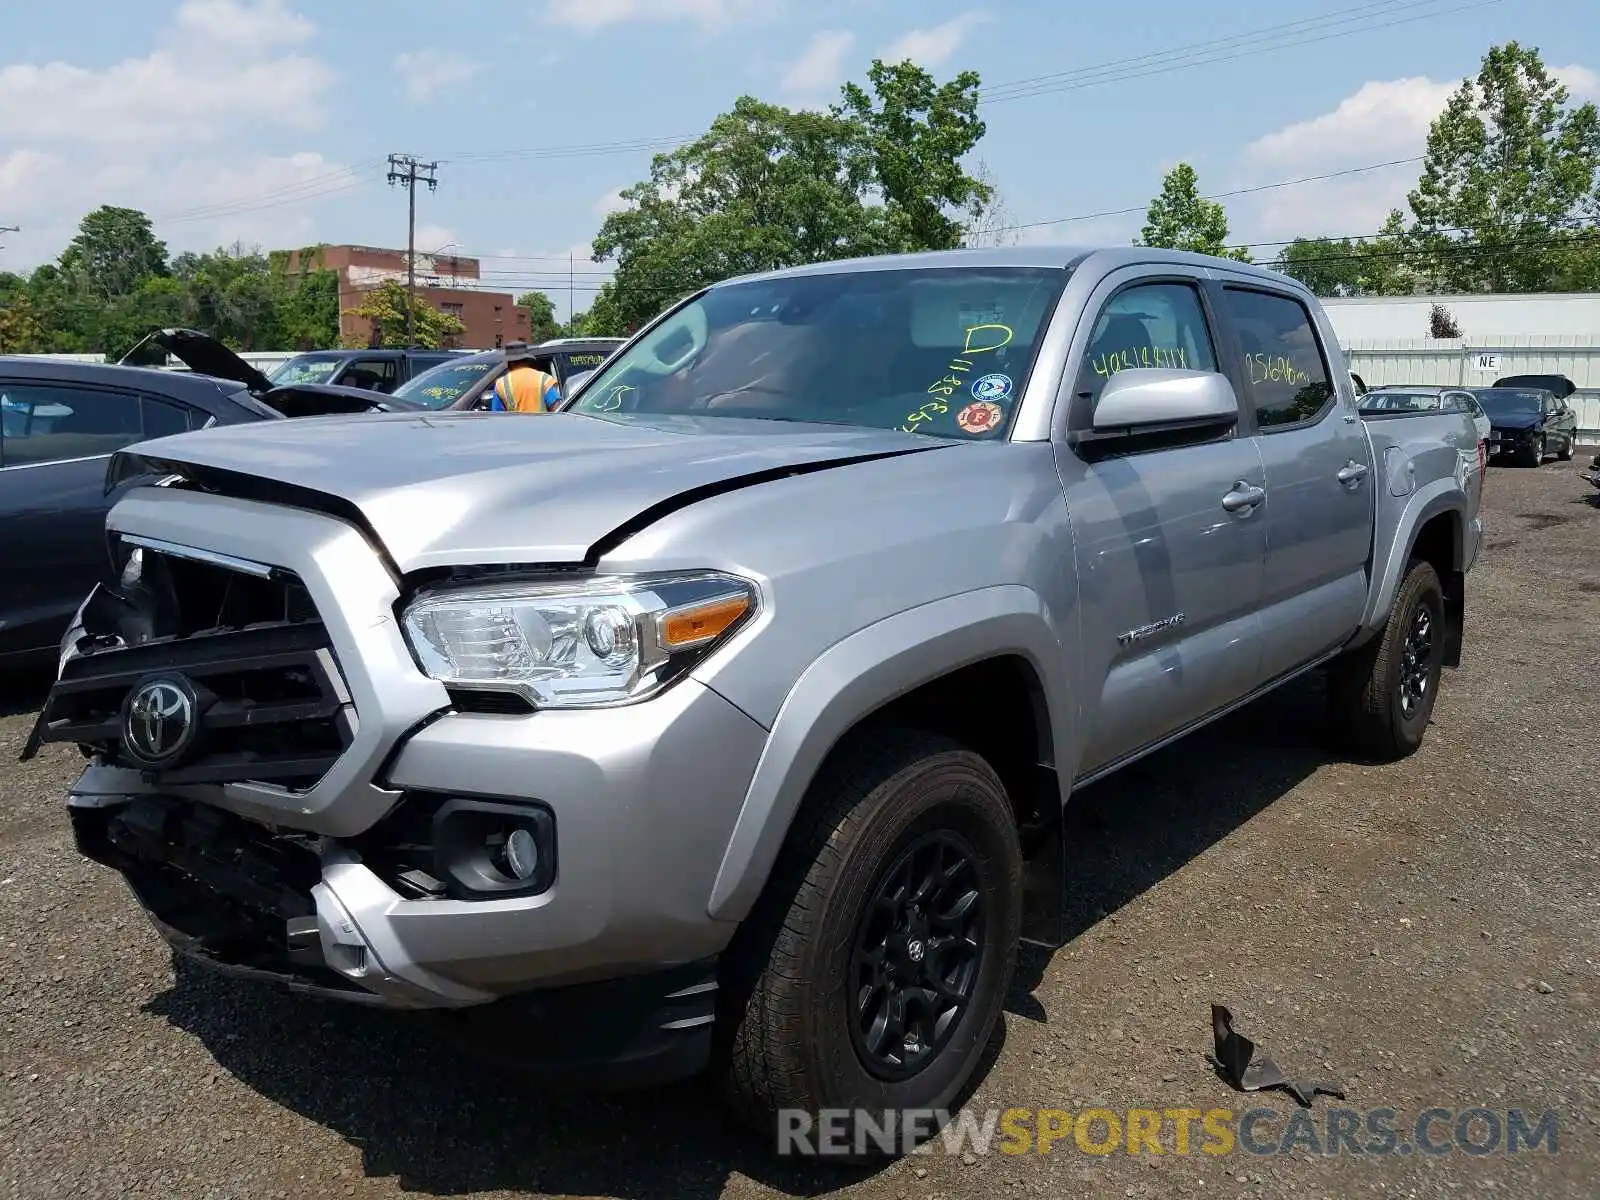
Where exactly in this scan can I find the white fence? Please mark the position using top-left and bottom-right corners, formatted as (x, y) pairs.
(12, 351), (298, 370)
(1344, 336), (1600, 441)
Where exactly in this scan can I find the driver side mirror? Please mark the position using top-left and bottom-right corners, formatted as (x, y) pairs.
(1073, 369), (1240, 461)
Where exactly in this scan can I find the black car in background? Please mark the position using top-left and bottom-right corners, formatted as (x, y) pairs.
(1, 346), (407, 670)
(393, 337), (626, 410)
(1471, 385), (1578, 466)
(265, 346), (466, 393)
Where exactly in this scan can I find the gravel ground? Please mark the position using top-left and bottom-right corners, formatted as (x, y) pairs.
(2, 459), (1598, 1200)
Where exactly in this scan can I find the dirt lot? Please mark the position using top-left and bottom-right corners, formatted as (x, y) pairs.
(2, 459), (1598, 1200)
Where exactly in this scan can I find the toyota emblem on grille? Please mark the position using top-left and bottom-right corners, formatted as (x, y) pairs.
(121, 676), (199, 768)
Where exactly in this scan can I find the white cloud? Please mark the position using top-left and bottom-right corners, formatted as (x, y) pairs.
(414, 224), (462, 254)
(0, 2), (343, 269)
(1244, 77), (1457, 171)
(1234, 64), (1600, 244)
(173, 0), (313, 48)
(1554, 63), (1600, 100)
(1233, 76), (1459, 241)
(541, 0), (762, 33)
(0, 0), (330, 146)
(393, 52), (475, 102)
(782, 30), (855, 94)
(880, 11), (990, 70)
(594, 187), (631, 217)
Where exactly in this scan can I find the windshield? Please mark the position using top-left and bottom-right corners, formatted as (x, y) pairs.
(268, 354), (345, 385)
(566, 266), (1069, 439)
(1359, 390), (1443, 414)
(1472, 388), (1544, 417)
(395, 357), (497, 408)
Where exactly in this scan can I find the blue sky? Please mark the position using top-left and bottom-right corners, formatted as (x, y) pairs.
(1, 0), (1596, 319)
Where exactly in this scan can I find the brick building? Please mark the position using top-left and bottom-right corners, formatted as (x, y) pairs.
(286, 245), (530, 349)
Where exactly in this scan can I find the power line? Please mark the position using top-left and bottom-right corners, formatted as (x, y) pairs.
(434, 0), (1494, 170)
(387, 154), (439, 347)
(978, 0), (1501, 104)
(973, 0), (1426, 101)
(1002, 157), (1427, 235)
(452, 153), (1434, 270)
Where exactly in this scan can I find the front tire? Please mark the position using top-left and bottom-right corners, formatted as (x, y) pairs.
(1327, 559), (1446, 760)
(1520, 436), (1544, 467)
(719, 730), (1022, 1156)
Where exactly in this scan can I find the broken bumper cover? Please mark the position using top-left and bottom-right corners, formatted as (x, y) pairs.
(65, 671), (767, 1011)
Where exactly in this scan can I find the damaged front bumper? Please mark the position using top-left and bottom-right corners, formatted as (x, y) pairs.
(67, 790), (493, 1008)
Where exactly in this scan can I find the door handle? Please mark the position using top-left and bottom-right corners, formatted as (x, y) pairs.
(1336, 460), (1369, 486)
(1221, 482), (1266, 513)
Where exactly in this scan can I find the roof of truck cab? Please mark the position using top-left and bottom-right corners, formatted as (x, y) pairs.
(716, 245), (1305, 288)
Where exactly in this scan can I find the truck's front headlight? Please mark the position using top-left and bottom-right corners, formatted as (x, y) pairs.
(400, 571), (757, 709)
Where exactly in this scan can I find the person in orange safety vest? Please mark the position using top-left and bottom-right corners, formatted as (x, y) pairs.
(488, 362), (561, 412)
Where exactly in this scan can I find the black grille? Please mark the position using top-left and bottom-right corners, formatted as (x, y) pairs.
(34, 553), (355, 790)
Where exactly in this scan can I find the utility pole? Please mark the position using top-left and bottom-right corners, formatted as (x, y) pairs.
(568, 251), (575, 331)
(386, 154), (438, 347)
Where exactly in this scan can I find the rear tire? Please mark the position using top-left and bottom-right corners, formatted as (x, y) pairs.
(718, 729), (1022, 1158)
(1327, 559), (1446, 761)
(1557, 438), (1573, 462)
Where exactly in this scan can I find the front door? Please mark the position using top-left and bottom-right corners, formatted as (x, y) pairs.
(1216, 284), (1375, 682)
(1056, 273), (1268, 774)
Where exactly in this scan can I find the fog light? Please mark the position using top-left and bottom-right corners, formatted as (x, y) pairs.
(501, 827), (540, 881)
(431, 797), (556, 899)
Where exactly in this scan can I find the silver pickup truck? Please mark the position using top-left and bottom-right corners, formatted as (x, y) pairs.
(28, 247), (1482, 1148)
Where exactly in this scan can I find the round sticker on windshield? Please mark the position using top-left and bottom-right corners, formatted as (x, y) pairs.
(957, 401), (1005, 434)
(971, 373), (1013, 402)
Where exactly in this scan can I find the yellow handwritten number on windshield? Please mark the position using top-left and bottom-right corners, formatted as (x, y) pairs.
(901, 324), (1015, 433)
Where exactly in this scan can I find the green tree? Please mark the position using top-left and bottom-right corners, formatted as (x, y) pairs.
(589, 61), (991, 332)
(1408, 41), (1600, 292)
(97, 276), (186, 360)
(171, 244), (288, 348)
(342, 280), (465, 348)
(270, 246), (342, 349)
(1275, 237), (1363, 295)
(1136, 163), (1252, 261)
(59, 205), (169, 299)
(0, 275), (48, 352)
(517, 291), (561, 342)
(1273, 210), (1421, 296)
(836, 59), (990, 250)
(23, 264), (93, 351)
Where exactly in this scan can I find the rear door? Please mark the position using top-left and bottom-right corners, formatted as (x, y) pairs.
(1215, 283), (1375, 683)
(0, 381), (195, 660)
(1057, 268), (1268, 773)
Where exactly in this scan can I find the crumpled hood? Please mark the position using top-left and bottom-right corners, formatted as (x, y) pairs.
(119, 410), (941, 571)
(1489, 416), (1541, 431)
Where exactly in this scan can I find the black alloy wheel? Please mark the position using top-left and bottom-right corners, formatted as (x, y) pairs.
(1397, 600), (1435, 721)
(849, 830), (985, 1080)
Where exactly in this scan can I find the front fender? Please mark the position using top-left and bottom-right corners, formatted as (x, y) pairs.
(705, 584), (1070, 923)
(1358, 476), (1465, 640)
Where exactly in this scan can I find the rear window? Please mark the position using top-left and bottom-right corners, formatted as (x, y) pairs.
(1358, 390), (1443, 414)
(268, 354), (344, 385)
